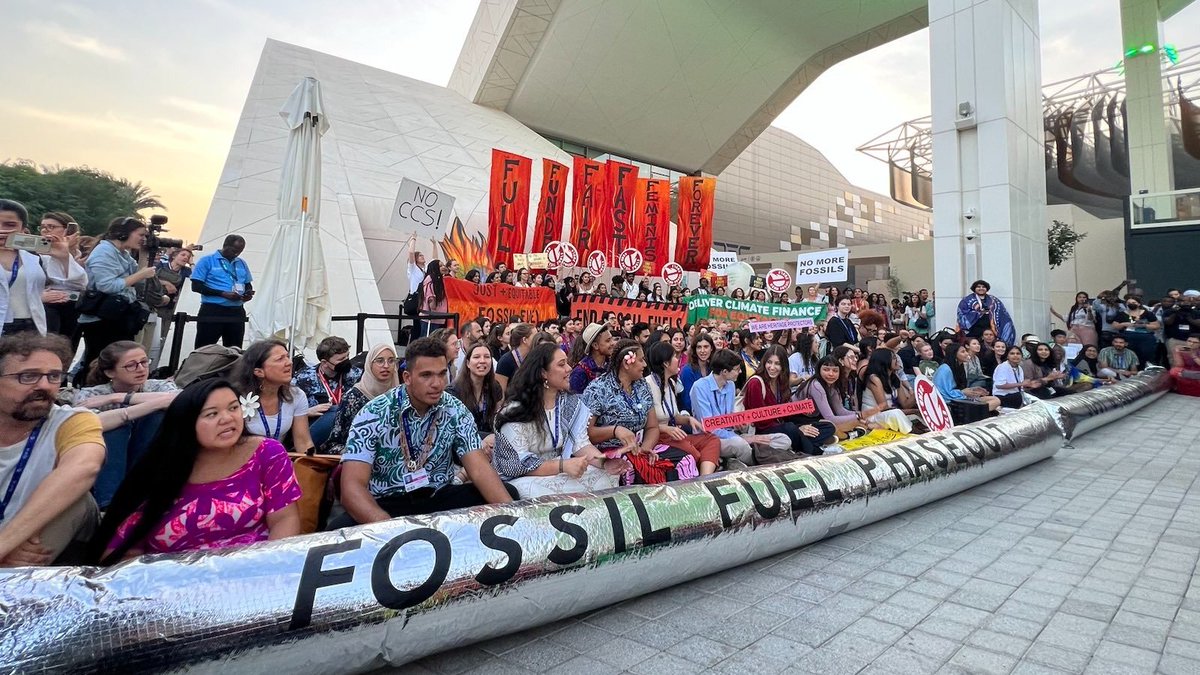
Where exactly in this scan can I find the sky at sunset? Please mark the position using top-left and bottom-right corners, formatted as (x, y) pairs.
(2, 0), (1197, 243)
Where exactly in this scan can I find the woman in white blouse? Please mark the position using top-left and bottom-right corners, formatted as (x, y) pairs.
(991, 345), (1035, 409)
(493, 343), (619, 498)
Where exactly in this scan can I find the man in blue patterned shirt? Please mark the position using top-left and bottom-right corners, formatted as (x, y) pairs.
(293, 336), (363, 447)
(332, 337), (515, 526)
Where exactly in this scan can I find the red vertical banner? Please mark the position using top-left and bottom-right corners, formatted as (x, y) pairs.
(487, 149), (532, 269)
(634, 178), (671, 275)
(569, 156), (606, 256)
(604, 159), (639, 260)
(675, 175), (716, 271)
(532, 158), (569, 254)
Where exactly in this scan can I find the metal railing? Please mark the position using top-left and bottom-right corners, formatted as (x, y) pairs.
(162, 310), (460, 373)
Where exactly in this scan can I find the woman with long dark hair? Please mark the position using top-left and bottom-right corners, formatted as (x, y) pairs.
(91, 379), (301, 563)
(231, 339), (315, 453)
(789, 331), (820, 385)
(493, 343), (617, 497)
(644, 341), (721, 475)
(1022, 342), (1068, 398)
(486, 323), (509, 360)
(420, 259), (448, 337)
(679, 333), (714, 411)
(450, 341), (502, 436)
(745, 345), (835, 457)
(800, 355), (866, 439)
(934, 344), (1001, 410)
(495, 322), (535, 391)
(991, 345), (1034, 408)
(860, 348), (916, 432)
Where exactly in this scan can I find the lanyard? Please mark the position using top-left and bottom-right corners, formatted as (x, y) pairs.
(837, 316), (857, 342)
(258, 405), (282, 439)
(397, 391), (444, 472)
(513, 349), (524, 367)
(317, 371), (343, 406)
(6, 254), (19, 289)
(218, 257), (241, 284)
(654, 375), (677, 424)
(545, 394), (561, 449)
(1012, 364), (1023, 391)
(0, 421), (44, 523)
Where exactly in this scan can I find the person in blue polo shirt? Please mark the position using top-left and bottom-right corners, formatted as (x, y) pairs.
(190, 235), (254, 348)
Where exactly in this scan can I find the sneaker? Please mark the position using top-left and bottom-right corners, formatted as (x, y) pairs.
(822, 444), (844, 455)
(846, 427), (869, 440)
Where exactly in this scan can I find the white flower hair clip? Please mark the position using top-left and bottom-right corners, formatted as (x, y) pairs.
(239, 393), (260, 419)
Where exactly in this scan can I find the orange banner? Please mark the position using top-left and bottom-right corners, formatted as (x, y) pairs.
(675, 175), (716, 271)
(532, 158), (568, 255)
(487, 149), (532, 269)
(604, 159), (639, 260)
(444, 278), (557, 324)
(635, 178), (671, 276)
(571, 294), (687, 330)
(570, 156), (606, 257)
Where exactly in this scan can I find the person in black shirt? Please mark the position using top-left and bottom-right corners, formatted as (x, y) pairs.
(494, 323), (535, 392)
(825, 297), (859, 349)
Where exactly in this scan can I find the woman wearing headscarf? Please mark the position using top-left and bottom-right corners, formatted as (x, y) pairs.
(319, 342), (399, 454)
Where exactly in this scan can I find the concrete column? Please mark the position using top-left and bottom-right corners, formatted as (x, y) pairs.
(1120, 0), (1175, 195)
(929, 0), (1048, 339)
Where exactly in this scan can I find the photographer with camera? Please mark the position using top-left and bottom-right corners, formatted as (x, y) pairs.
(36, 212), (89, 347)
(190, 235), (254, 349)
(0, 199), (84, 338)
(77, 217), (159, 384)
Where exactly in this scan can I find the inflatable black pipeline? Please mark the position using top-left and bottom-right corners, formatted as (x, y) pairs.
(0, 370), (1171, 674)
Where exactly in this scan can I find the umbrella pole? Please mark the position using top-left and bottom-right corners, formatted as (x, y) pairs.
(290, 203), (308, 355)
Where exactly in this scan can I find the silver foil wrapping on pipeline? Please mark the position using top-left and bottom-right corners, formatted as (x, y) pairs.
(1044, 369), (1170, 441)
(1, 406), (1065, 674)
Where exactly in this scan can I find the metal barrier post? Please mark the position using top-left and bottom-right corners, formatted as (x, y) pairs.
(168, 312), (189, 373)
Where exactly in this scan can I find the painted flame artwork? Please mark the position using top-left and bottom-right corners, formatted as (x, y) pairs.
(439, 217), (490, 276)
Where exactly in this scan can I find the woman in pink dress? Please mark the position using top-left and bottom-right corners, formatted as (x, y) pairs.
(92, 379), (302, 564)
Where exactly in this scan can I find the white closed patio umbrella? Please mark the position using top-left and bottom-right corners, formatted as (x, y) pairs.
(249, 76), (332, 352)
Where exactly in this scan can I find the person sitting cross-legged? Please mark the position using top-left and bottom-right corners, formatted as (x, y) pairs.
(1097, 334), (1140, 381)
(0, 333), (105, 566)
(330, 337), (516, 527)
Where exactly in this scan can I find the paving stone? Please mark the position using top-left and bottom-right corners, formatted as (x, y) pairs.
(404, 395), (1200, 675)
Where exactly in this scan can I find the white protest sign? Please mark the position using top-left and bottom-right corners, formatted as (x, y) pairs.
(389, 178), (456, 237)
(749, 318), (813, 333)
(707, 251), (738, 276)
(618, 248), (644, 274)
(794, 248), (848, 285)
(586, 251), (607, 277)
(913, 375), (954, 432)
(662, 262), (684, 287)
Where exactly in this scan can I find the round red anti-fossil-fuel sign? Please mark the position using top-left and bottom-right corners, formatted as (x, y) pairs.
(913, 375), (954, 432)
(661, 262), (684, 287)
(619, 248), (644, 274)
(766, 268), (792, 294)
(586, 250), (607, 277)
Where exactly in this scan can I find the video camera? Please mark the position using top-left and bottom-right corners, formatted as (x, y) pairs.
(145, 214), (184, 253)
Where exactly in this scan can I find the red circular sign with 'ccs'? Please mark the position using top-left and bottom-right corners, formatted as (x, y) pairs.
(586, 250), (607, 277)
(619, 248), (644, 274)
(913, 375), (954, 432)
(662, 262), (684, 287)
(766, 268), (792, 294)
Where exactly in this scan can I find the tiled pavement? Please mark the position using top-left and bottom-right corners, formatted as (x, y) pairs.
(391, 394), (1200, 675)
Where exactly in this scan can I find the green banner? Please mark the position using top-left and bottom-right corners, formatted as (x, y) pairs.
(686, 296), (828, 325)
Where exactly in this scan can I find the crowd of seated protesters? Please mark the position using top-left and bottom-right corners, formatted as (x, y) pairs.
(4, 234), (1196, 569)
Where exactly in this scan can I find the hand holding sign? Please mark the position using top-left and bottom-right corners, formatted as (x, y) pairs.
(619, 248), (644, 274)
(662, 262), (684, 287)
(587, 250), (607, 277)
(390, 178), (456, 237)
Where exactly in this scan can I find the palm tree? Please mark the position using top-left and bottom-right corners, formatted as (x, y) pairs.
(120, 179), (167, 213)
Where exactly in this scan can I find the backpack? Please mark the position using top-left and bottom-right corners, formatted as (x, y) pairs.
(175, 344), (243, 388)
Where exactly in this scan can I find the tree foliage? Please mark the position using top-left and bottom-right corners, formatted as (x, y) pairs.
(0, 160), (166, 236)
(1047, 219), (1086, 268)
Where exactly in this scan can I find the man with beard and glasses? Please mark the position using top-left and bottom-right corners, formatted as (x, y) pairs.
(0, 333), (105, 566)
